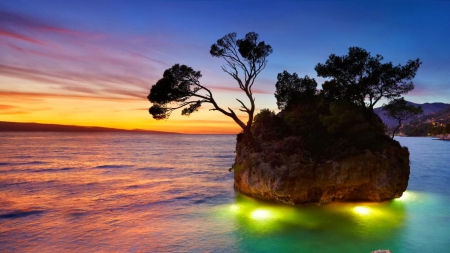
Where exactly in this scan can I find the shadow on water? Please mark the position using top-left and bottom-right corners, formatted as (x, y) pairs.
(214, 193), (409, 252)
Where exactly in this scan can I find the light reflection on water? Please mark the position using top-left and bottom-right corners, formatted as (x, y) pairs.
(0, 133), (449, 252)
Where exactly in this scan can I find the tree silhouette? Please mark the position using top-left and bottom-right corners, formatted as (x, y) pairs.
(274, 71), (317, 110)
(315, 47), (421, 113)
(148, 32), (272, 136)
(383, 97), (423, 139)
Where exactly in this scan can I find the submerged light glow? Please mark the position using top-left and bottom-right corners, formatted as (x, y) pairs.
(395, 191), (416, 202)
(354, 206), (371, 215)
(251, 209), (272, 220)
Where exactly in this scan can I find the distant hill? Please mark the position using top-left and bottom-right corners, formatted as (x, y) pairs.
(0, 121), (179, 134)
(399, 105), (450, 136)
(374, 102), (450, 127)
(409, 106), (450, 124)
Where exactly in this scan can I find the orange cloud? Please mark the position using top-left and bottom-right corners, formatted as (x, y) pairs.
(0, 110), (29, 115)
(0, 104), (17, 110)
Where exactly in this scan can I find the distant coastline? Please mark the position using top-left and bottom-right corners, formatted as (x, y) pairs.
(0, 121), (180, 134)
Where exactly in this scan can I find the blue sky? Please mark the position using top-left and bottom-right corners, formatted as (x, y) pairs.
(1, 0), (449, 132)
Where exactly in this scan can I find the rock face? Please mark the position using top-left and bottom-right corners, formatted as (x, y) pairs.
(233, 138), (410, 205)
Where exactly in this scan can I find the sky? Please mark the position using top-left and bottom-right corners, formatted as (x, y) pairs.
(1, 0), (449, 134)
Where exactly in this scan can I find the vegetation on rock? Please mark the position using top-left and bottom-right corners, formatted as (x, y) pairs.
(251, 47), (421, 161)
(315, 47), (421, 113)
(234, 47), (420, 204)
(147, 32), (272, 138)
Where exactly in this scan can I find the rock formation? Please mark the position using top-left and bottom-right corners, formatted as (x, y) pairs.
(232, 99), (411, 205)
(233, 137), (409, 205)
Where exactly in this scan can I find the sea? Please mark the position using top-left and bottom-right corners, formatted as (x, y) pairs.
(0, 133), (449, 253)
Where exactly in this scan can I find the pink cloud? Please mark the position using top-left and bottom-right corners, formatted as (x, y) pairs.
(0, 10), (259, 108)
(407, 82), (449, 97)
(0, 30), (45, 45)
(100, 88), (146, 99)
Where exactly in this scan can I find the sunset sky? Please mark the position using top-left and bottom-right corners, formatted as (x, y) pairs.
(1, 0), (449, 134)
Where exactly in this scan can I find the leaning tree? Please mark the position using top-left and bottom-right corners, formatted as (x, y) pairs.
(315, 47), (421, 113)
(147, 32), (272, 137)
(383, 97), (423, 139)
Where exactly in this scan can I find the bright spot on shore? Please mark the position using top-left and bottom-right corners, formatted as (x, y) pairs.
(354, 206), (370, 215)
(251, 209), (271, 220)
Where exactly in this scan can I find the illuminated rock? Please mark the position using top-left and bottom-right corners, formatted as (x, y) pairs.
(233, 136), (410, 205)
(371, 250), (392, 253)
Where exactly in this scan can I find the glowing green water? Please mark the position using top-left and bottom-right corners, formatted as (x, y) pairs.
(211, 190), (449, 252)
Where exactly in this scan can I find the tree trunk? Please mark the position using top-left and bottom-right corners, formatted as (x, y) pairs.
(240, 126), (260, 151)
(392, 120), (402, 140)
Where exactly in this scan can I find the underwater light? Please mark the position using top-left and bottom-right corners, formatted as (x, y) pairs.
(395, 191), (411, 201)
(229, 204), (240, 213)
(353, 206), (370, 215)
(250, 209), (271, 220)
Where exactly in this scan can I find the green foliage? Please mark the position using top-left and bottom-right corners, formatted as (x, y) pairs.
(148, 32), (273, 136)
(147, 64), (203, 119)
(320, 101), (387, 154)
(274, 71), (317, 110)
(252, 109), (287, 141)
(210, 32), (273, 66)
(383, 97), (423, 138)
(251, 98), (390, 162)
(320, 101), (364, 134)
(245, 47), (421, 165)
(315, 47), (421, 112)
(383, 98), (423, 121)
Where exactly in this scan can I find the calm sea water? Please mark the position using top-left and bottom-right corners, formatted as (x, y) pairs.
(0, 133), (449, 253)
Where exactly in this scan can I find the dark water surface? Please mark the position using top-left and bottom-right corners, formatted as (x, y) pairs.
(0, 133), (449, 252)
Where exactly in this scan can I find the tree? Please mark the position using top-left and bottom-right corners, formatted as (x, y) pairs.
(274, 71), (317, 110)
(383, 97), (423, 139)
(147, 32), (272, 136)
(315, 47), (421, 113)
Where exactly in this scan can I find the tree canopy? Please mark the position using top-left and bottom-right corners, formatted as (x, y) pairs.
(383, 97), (423, 139)
(148, 32), (272, 135)
(274, 71), (317, 110)
(315, 47), (421, 112)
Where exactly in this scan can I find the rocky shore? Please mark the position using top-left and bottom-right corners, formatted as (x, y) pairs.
(438, 134), (450, 140)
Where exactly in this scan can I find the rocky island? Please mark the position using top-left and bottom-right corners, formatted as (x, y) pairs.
(147, 32), (420, 205)
(233, 105), (410, 204)
(229, 46), (420, 204)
